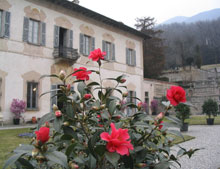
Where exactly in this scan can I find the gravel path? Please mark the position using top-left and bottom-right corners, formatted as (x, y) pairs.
(172, 125), (220, 169)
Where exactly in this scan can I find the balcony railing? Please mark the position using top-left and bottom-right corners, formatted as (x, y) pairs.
(53, 47), (80, 62)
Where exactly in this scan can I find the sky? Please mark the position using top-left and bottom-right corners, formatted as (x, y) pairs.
(78, 0), (220, 27)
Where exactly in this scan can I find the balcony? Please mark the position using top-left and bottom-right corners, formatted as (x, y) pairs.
(53, 47), (80, 63)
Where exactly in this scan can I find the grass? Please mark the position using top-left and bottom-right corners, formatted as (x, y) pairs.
(0, 128), (32, 168)
(171, 134), (195, 145)
(185, 115), (220, 125)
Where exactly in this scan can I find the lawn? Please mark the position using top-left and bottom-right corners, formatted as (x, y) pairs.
(186, 115), (220, 125)
(0, 128), (32, 168)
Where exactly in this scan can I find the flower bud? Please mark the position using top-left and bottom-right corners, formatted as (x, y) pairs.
(55, 110), (62, 117)
(92, 106), (99, 111)
(96, 71), (100, 74)
(59, 70), (66, 80)
(71, 138), (75, 143)
(137, 102), (142, 111)
(66, 84), (71, 91)
(136, 163), (147, 168)
(120, 79), (126, 83)
(122, 92), (128, 97)
(100, 104), (106, 109)
(45, 121), (50, 128)
(52, 104), (59, 111)
(63, 121), (70, 126)
(69, 162), (79, 169)
(84, 94), (92, 100)
(32, 148), (39, 158)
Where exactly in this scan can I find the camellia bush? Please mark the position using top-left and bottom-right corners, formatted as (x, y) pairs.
(4, 49), (199, 169)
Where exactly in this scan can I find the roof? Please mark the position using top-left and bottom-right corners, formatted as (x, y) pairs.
(45, 0), (150, 39)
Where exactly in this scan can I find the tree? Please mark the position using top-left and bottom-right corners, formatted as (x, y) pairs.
(135, 17), (165, 78)
(194, 45), (202, 69)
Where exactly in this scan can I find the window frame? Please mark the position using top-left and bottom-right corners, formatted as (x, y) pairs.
(0, 10), (3, 37)
(26, 82), (39, 110)
(126, 90), (136, 116)
(126, 48), (136, 66)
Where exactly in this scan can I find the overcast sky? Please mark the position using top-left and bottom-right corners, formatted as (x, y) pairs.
(79, 0), (220, 27)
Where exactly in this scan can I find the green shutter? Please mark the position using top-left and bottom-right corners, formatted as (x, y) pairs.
(91, 37), (95, 51)
(112, 43), (115, 61)
(69, 30), (73, 48)
(41, 22), (46, 46)
(4, 11), (10, 38)
(23, 17), (29, 42)
(126, 48), (129, 65)
(133, 50), (136, 66)
(102, 40), (107, 59)
(79, 33), (84, 54)
(54, 26), (59, 47)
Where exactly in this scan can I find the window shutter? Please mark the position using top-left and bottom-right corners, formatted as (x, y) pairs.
(4, 11), (10, 38)
(69, 30), (73, 48)
(40, 22), (46, 46)
(133, 50), (136, 66)
(91, 37), (95, 51)
(23, 17), (29, 42)
(79, 33), (84, 54)
(102, 40), (107, 59)
(126, 48), (129, 65)
(112, 43), (115, 61)
(54, 25), (59, 47)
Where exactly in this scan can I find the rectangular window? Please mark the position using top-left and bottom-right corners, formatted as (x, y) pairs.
(27, 82), (38, 110)
(126, 48), (136, 66)
(102, 40), (115, 61)
(144, 91), (149, 113)
(80, 34), (95, 56)
(0, 10), (10, 38)
(28, 19), (39, 44)
(0, 11), (2, 35)
(126, 90), (136, 116)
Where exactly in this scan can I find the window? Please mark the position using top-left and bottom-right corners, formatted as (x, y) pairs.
(0, 10), (10, 38)
(80, 34), (95, 56)
(54, 26), (73, 49)
(126, 48), (136, 66)
(28, 19), (39, 44)
(27, 82), (38, 110)
(23, 17), (46, 46)
(144, 92), (149, 113)
(102, 40), (115, 61)
(126, 90), (136, 116)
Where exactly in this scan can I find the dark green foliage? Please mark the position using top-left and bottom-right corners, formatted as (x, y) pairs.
(202, 99), (219, 119)
(175, 103), (191, 123)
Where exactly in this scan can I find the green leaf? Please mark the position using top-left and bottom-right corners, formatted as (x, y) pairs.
(17, 158), (34, 169)
(3, 152), (26, 169)
(121, 155), (133, 168)
(105, 152), (120, 168)
(53, 117), (62, 132)
(65, 102), (75, 118)
(66, 143), (77, 157)
(109, 100), (116, 115)
(37, 113), (55, 129)
(40, 89), (61, 98)
(154, 161), (170, 169)
(45, 151), (68, 168)
(39, 74), (59, 80)
(87, 82), (100, 87)
(60, 134), (73, 140)
(13, 144), (34, 154)
(63, 126), (77, 140)
(162, 101), (170, 107)
(94, 145), (106, 157)
(88, 154), (96, 169)
(167, 130), (184, 140)
(77, 82), (86, 97)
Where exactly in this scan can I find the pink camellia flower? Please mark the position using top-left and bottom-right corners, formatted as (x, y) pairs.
(55, 110), (62, 117)
(72, 67), (92, 81)
(35, 127), (50, 144)
(100, 123), (134, 156)
(97, 114), (101, 118)
(166, 86), (186, 106)
(88, 48), (106, 61)
(84, 94), (92, 100)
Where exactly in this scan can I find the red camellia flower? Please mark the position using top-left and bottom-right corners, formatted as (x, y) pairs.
(55, 110), (62, 117)
(35, 127), (50, 144)
(88, 48), (106, 61)
(154, 121), (163, 130)
(166, 86), (186, 106)
(84, 94), (92, 100)
(72, 67), (92, 81)
(100, 123), (134, 156)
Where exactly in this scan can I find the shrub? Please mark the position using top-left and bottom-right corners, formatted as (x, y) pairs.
(202, 99), (218, 119)
(10, 99), (26, 119)
(175, 103), (190, 123)
(4, 49), (198, 169)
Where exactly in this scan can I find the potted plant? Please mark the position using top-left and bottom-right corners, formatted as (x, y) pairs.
(202, 99), (218, 125)
(10, 99), (26, 125)
(150, 99), (158, 115)
(175, 103), (191, 131)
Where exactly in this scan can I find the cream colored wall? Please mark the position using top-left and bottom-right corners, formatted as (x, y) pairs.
(0, 0), (144, 123)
